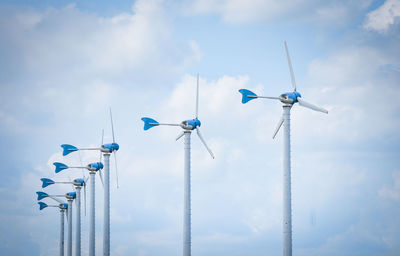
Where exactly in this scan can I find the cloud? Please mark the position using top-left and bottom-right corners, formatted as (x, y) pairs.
(364, 0), (400, 33)
(379, 171), (400, 201)
(183, 0), (371, 26)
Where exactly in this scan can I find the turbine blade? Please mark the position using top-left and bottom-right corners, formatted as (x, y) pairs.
(196, 73), (199, 119)
(84, 178), (88, 216)
(297, 97), (328, 114)
(65, 208), (69, 222)
(78, 151), (85, 179)
(284, 41), (297, 92)
(110, 107), (115, 143)
(114, 152), (119, 188)
(98, 169), (104, 187)
(196, 128), (215, 159)
(68, 176), (75, 191)
(176, 131), (185, 141)
(99, 129), (104, 163)
(272, 115), (284, 139)
(50, 196), (64, 204)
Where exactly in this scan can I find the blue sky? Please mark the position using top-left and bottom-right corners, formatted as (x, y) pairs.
(0, 0), (399, 255)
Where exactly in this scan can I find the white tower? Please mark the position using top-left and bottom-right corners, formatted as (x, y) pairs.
(239, 41), (328, 256)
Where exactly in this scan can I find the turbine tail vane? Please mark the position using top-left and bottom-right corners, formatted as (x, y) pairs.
(238, 89), (257, 104)
(61, 144), (78, 156)
(284, 41), (297, 92)
(196, 128), (215, 159)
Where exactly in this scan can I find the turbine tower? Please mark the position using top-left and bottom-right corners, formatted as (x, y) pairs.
(60, 109), (119, 256)
(37, 191), (76, 256)
(38, 201), (68, 256)
(51, 162), (104, 256)
(239, 41), (328, 256)
(141, 73), (214, 256)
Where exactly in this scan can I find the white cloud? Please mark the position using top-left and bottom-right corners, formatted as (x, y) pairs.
(183, 0), (371, 26)
(364, 0), (400, 33)
(379, 171), (400, 201)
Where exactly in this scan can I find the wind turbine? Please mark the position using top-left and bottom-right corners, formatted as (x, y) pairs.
(41, 176), (89, 256)
(141, 73), (214, 256)
(38, 201), (68, 256)
(37, 191), (76, 256)
(60, 108), (119, 256)
(50, 161), (104, 256)
(239, 41), (328, 256)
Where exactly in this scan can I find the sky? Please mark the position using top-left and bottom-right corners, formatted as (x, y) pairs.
(0, 0), (399, 255)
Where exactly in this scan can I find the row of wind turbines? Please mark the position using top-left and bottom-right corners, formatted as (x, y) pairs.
(36, 41), (327, 256)
(36, 110), (119, 256)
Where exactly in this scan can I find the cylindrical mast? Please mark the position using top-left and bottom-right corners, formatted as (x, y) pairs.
(282, 105), (292, 256)
(67, 199), (73, 256)
(60, 209), (65, 256)
(183, 131), (191, 256)
(75, 186), (81, 256)
(103, 153), (111, 256)
(89, 171), (96, 256)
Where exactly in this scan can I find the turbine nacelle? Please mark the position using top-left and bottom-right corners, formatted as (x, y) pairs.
(279, 92), (301, 104)
(87, 162), (104, 172)
(73, 178), (85, 187)
(66, 192), (76, 200)
(101, 143), (119, 153)
(181, 119), (201, 130)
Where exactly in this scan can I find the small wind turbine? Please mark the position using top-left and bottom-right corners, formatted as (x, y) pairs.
(239, 41), (328, 256)
(38, 201), (68, 256)
(141, 73), (214, 256)
(60, 108), (119, 256)
(37, 191), (76, 256)
(51, 161), (104, 256)
(42, 176), (88, 256)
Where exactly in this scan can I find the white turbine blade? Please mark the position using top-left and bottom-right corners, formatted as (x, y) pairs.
(284, 41), (297, 92)
(109, 107), (116, 143)
(297, 97), (328, 114)
(65, 208), (69, 222)
(68, 176), (75, 191)
(272, 116), (284, 139)
(176, 131), (185, 141)
(196, 73), (199, 119)
(84, 177), (89, 216)
(98, 169), (104, 187)
(50, 196), (64, 204)
(196, 128), (215, 159)
(78, 151), (85, 178)
(113, 152), (119, 188)
(99, 129), (104, 163)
